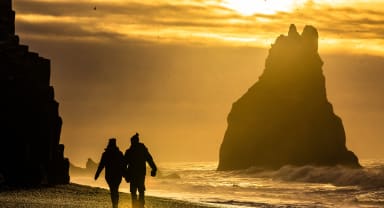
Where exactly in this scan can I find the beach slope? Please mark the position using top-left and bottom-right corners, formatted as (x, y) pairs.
(0, 183), (214, 208)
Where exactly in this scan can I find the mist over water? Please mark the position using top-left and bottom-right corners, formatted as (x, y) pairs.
(72, 159), (384, 208)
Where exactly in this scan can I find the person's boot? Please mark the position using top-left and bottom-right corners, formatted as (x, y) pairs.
(111, 191), (119, 208)
(131, 193), (138, 208)
(138, 192), (145, 208)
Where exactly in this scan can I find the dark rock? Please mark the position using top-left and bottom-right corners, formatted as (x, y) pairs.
(218, 25), (360, 171)
(69, 158), (98, 176)
(86, 158), (98, 171)
(0, 0), (69, 186)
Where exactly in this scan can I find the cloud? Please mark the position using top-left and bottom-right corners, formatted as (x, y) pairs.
(13, 0), (241, 44)
(13, 0), (384, 54)
(16, 20), (126, 41)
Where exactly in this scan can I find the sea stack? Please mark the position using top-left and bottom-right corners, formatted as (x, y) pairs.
(0, 0), (69, 185)
(218, 24), (360, 170)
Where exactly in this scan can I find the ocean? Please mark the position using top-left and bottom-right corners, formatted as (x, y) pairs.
(72, 160), (384, 208)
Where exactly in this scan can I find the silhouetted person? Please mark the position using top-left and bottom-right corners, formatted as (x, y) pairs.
(124, 133), (157, 208)
(95, 138), (125, 208)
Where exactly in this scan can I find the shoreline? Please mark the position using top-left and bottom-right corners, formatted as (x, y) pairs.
(0, 183), (216, 208)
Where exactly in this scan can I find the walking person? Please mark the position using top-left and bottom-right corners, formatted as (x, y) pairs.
(95, 138), (125, 208)
(124, 133), (157, 208)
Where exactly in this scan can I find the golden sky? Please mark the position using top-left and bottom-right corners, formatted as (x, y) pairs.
(12, 0), (384, 165)
(14, 0), (384, 55)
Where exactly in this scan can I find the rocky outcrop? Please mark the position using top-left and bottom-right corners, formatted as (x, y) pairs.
(0, 0), (69, 186)
(218, 24), (360, 170)
(70, 158), (98, 176)
(86, 158), (98, 172)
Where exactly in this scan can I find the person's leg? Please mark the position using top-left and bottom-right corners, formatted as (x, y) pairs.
(138, 192), (144, 208)
(108, 183), (117, 208)
(130, 179), (138, 208)
(137, 175), (146, 208)
(111, 187), (118, 208)
(108, 178), (122, 208)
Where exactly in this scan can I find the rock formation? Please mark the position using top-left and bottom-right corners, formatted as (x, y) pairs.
(86, 158), (98, 172)
(70, 159), (98, 176)
(218, 24), (360, 170)
(0, 0), (69, 186)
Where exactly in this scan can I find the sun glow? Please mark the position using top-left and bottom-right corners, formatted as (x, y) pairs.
(222, 0), (305, 15)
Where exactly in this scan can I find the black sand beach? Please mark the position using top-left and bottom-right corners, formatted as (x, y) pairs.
(0, 183), (215, 208)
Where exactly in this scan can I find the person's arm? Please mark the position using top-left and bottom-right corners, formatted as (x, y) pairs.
(94, 153), (105, 180)
(122, 149), (131, 182)
(120, 151), (126, 168)
(123, 149), (130, 166)
(145, 147), (157, 176)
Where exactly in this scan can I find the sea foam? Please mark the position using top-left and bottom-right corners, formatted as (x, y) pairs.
(241, 164), (384, 188)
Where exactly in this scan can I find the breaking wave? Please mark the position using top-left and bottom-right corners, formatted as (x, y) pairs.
(242, 164), (384, 188)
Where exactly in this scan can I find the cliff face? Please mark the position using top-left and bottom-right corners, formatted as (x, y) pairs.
(218, 25), (360, 170)
(0, 0), (69, 186)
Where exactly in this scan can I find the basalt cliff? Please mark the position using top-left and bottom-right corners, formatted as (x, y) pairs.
(0, 0), (69, 186)
(218, 25), (360, 170)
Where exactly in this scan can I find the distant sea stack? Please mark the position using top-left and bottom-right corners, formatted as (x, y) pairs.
(0, 0), (69, 185)
(218, 24), (360, 170)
